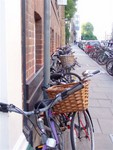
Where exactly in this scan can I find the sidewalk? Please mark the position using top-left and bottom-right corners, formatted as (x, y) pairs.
(71, 45), (113, 150)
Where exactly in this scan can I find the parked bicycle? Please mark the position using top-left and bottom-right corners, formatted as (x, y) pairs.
(88, 45), (104, 61)
(0, 70), (100, 150)
(96, 47), (113, 65)
(50, 46), (80, 74)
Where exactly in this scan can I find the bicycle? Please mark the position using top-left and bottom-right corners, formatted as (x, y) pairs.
(0, 81), (84, 150)
(50, 48), (80, 74)
(0, 70), (100, 150)
(46, 70), (100, 150)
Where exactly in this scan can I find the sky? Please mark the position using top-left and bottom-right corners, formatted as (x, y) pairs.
(76, 0), (113, 40)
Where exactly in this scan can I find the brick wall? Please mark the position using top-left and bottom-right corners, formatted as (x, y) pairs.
(25, 0), (64, 81)
(26, 0), (44, 81)
(50, 0), (61, 52)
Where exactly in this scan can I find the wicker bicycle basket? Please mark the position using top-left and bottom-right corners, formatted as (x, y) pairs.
(59, 55), (75, 68)
(46, 82), (89, 114)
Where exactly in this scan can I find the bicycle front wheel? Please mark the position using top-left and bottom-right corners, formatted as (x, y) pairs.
(70, 111), (94, 150)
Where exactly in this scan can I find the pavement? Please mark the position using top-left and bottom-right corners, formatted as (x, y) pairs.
(33, 45), (113, 150)
(66, 45), (113, 150)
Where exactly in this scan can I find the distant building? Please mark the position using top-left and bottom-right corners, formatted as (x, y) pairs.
(111, 23), (113, 40)
(70, 14), (80, 43)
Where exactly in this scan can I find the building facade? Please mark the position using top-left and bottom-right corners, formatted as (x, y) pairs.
(0, 0), (65, 149)
(70, 14), (80, 43)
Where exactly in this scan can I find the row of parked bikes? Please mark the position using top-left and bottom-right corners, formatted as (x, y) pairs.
(0, 44), (99, 150)
(82, 44), (113, 76)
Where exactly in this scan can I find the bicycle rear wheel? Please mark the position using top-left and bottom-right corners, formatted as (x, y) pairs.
(70, 111), (94, 150)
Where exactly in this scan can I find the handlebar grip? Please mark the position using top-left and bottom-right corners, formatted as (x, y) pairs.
(0, 102), (8, 112)
(61, 82), (84, 100)
(92, 70), (100, 75)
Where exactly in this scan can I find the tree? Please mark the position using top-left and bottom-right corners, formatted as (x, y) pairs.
(65, 0), (77, 20)
(81, 22), (97, 40)
(65, 23), (70, 44)
(65, 0), (77, 43)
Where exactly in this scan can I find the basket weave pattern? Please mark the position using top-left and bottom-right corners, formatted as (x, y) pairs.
(59, 55), (75, 68)
(46, 82), (89, 114)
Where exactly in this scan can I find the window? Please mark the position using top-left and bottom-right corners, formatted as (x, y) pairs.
(34, 12), (43, 72)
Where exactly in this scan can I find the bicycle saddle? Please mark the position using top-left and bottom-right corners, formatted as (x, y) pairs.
(50, 73), (62, 80)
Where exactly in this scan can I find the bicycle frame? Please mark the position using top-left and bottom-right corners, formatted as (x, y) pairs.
(35, 108), (63, 149)
(45, 109), (61, 148)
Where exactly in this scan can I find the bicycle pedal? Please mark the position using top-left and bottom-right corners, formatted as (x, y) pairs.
(60, 126), (66, 131)
(35, 145), (43, 150)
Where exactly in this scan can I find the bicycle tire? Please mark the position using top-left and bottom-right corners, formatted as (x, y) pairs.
(96, 53), (108, 65)
(106, 59), (113, 76)
(70, 111), (94, 150)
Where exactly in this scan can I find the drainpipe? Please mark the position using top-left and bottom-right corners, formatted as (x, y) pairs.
(21, 0), (27, 111)
(43, 0), (51, 94)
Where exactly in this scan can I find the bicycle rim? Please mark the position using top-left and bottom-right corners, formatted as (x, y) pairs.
(70, 111), (94, 150)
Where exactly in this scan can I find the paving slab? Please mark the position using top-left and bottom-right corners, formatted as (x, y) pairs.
(98, 119), (113, 134)
(63, 129), (72, 150)
(95, 134), (113, 150)
(92, 118), (102, 134)
(89, 107), (113, 119)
